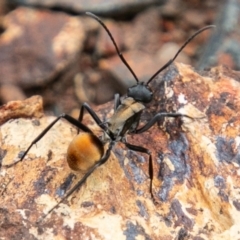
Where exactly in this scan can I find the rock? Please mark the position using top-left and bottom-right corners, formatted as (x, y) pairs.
(99, 50), (165, 88)
(0, 0), (8, 17)
(122, 7), (163, 54)
(184, 10), (208, 28)
(8, 0), (166, 16)
(156, 42), (190, 66)
(74, 71), (126, 105)
(197, 0), (240, 69)
(160, 0), (182, 18)
(0, 95), (43, 125)
(0, 7), (85, 88)
(1, 63), (240, 239)
(95, 19), (124, 57)
(0, 83), (26, 103)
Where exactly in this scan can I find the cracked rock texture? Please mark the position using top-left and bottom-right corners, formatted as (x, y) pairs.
(0, 63), (240, 239)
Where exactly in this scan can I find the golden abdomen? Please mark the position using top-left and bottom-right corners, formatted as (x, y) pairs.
(67, 132), (104, 172)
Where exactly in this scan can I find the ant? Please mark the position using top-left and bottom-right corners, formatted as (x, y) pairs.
(5, 12), (214, 222)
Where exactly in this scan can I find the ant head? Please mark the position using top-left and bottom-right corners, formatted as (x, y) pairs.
(127, 82), (153, 103)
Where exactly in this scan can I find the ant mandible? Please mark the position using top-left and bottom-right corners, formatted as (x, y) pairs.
(6, 12), (215, 222)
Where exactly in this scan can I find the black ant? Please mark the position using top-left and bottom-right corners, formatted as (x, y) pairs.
(5, 12), (214, 222)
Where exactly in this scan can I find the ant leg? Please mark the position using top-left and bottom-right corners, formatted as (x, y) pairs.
(77, 102), (108, 134)
(6, 114), (95, 167)
(36, 141), (114, 224)
(124, 142), (155, 201)
(114, 93), (121, 111)
(135, 112), (193, 134)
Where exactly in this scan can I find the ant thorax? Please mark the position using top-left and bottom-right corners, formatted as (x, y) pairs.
(106, 97), (145, 140)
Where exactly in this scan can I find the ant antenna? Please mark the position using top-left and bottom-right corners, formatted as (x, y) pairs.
(86, 12), (140, 83)
(146, 25), (215, 85)
(87, 11), (215, 87)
